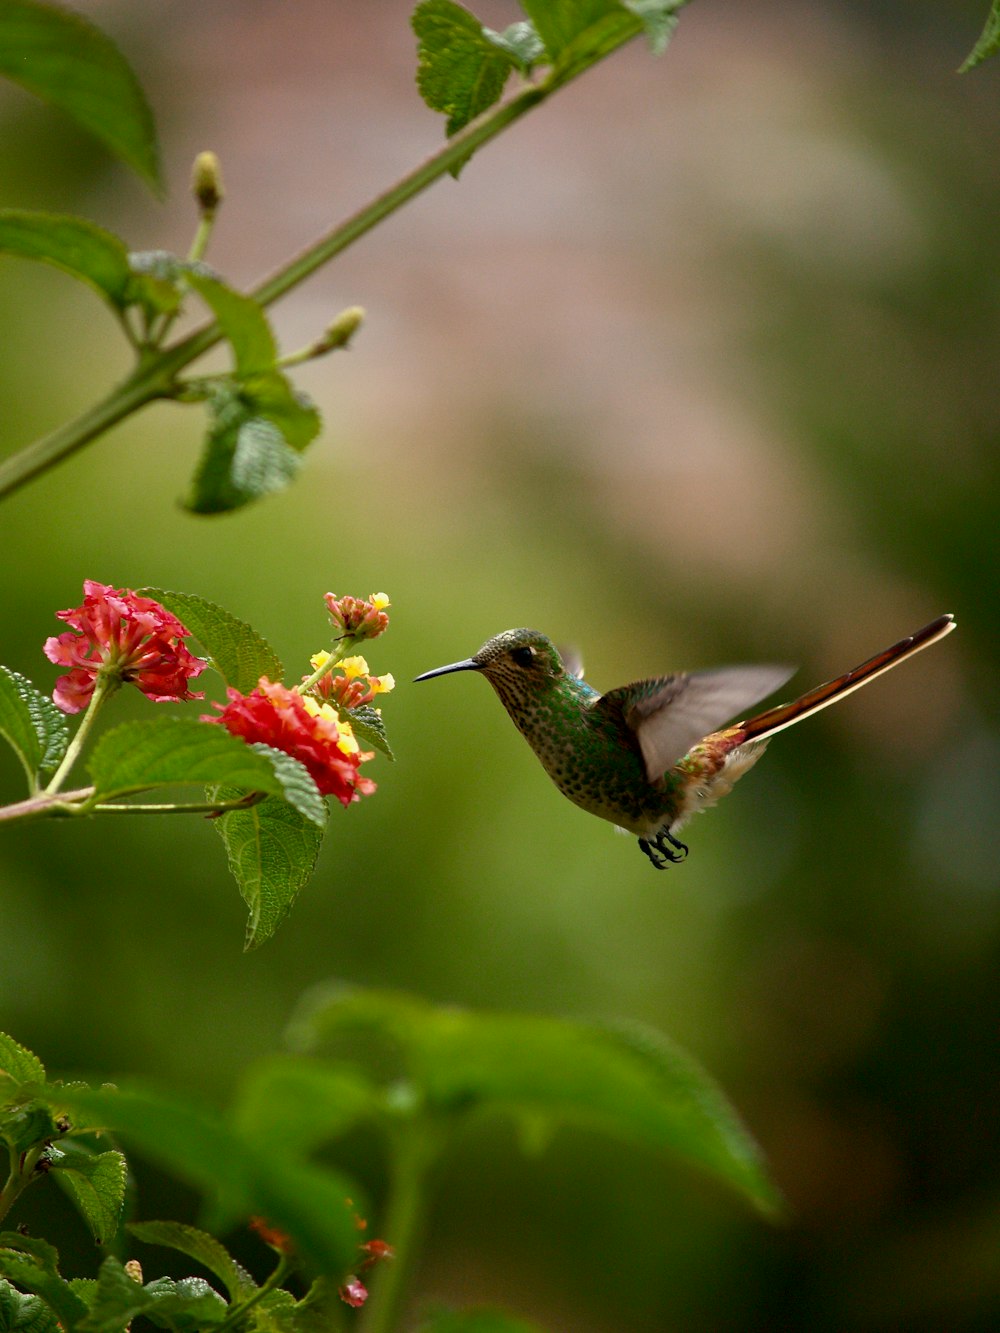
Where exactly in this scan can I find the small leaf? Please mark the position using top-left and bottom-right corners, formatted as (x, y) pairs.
(0, 1032), (46, 1089)
(127, 1223), (256, 1304)
(517, 0), (624, 59)
(413, 0), (518, 136)
(0, 1235), (89, 1332)
(49, 1146), (127, 1246)
(87, 718), (301, 804)
(0, 212), (133, 312)
(961, 0), (1000, 70)
(183, 270), (278, 376)
(127, 250), (186, 320)
(347, 705), (395, 761)
(186, 385), (307, 515)
(0, 0), (161, 191)
(482, 22), (546, 72)
(0, 1278), (61, 1333)
(137, 588), (284, 695)
(622, 0), (680, 55)
(209, 790), (326, 950)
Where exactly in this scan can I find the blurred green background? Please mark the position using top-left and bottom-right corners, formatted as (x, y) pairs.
(1, 1), (997, 1328)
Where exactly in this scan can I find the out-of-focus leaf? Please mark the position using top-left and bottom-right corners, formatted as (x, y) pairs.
(0, 0), (160, 191)
(209, 789), (326, 950)
(183, 270), (278, 377)
(961, 0), (1000, 70)
(127, 250), (186, 320)
(413, 0), (518, 136)
(137, 588), (283, 696)
(239, 372), (322, 452)
(482, 21), (545, 71)
(49, 1146), (126, 1246)
(232, 1056), (379, 1157)
(293, 988), (783, 1217)
(0, 1034), (45, 1091)
(0, 212), (133, 311)
(127, 1223), (256, 1304)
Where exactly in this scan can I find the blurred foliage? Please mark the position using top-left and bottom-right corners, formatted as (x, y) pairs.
(0, 0), (998, 1329)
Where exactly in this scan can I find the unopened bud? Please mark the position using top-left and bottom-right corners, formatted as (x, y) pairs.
(191, 151), (224, 215)
(319, 305), (365, 354)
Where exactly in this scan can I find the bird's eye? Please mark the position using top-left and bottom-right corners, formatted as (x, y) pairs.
(510, 646), (536, 668)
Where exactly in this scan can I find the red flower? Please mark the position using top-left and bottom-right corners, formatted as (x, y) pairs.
(44, 580), (205, 714)
(248, 1216), (293, 1254)
(206, 679), (376, 807)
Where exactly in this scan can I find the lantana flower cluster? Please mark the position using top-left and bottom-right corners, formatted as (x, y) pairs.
(325, 591), (390, 641)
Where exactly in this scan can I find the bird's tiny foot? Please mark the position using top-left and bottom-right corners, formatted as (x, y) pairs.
(639, 831), (689, 869)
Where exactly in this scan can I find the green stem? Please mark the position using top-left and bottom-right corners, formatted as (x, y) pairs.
(0, 77), (557, 502)
(213, 1254), (291, 1333)
(0, 1144), (46, 1226)
(359, 1127), (440, 1333)
(91, 792), (266, 815)
(43, 674), (118, 795)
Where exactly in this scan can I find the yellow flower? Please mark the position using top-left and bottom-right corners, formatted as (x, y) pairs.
(370, 593), (390, 610)
(370, 673), (395, 694)
(339, 655), (370, 679)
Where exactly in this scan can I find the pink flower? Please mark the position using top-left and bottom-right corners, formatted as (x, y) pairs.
(325, 593), (390, 641)
(338, 1277), (368, 1308)
(44, 580), (205, 714)
(206, 679), (375, 807)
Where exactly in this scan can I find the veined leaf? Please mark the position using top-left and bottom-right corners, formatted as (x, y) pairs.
(293, 988), (782, 1217)
(79, 1258), (227, 1333)
(961, 0), (1000, 70)
(137, 588), (284, 695)
(347, 705), (394, 761)
(0, 1235), (89, 1332)
(0, 212), (134, 311)
(0, 668), (68, 787)
(49, 1146), (126, 1246)
(413, 0), (519, 136)
(87, 718), (299, 803)
(0, 1278), (61, 1333)
(0, 0), (160, 191)
(209, 788), (326, 950)
(127, 1223), (256, 1304)
(0, 1031), (46, 1089)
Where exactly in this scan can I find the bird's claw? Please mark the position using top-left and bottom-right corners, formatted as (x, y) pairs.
(638, 829), (690, 870)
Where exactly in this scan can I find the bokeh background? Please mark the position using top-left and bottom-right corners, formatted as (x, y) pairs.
(1, 1), (998, 1328)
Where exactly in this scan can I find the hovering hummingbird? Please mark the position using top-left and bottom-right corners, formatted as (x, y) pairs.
(414, 614), (956, 868)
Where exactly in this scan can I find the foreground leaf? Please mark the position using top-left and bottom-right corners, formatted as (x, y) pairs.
(0, 667), (68, 788)
(0, 1032), (46, 1089)
(961, 0), (1000, 70)
(127, 1223), (255, 1304)
(0, 212), (134, 312)
(0, 0), (160, 191)
(209, 790), (326, 950)
(0, 1278), (61, 1333)
(138, 588), (284, 695)
(413, 0), (519, 136)
(294, 988), (782, 1217)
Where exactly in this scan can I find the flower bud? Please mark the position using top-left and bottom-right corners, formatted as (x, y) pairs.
(191, 151), (224, 215)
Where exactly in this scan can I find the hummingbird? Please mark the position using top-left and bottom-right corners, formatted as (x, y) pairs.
(414, 614), (956, 868)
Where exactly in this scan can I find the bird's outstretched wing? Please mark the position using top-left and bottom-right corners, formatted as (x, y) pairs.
(599, 665), (795, 783)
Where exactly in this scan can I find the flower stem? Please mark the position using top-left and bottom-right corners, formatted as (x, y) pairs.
(43, 674), (118, 795)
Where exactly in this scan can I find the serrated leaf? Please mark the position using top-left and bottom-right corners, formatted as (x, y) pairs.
(50, 1147), (126, 1246)
(183, 271), (277, 377)
(0, 212), (134, 312)
(78, 1259), (228, 1333)
(239, 372), (322, 452)
(0, 0), (160, 191)
(186, 388), (304, 515)
(55, 1087), (363, 1278)
(0, 1236), (88, 1332)
(250, 747), (327, 827)
(295, 989), (783, 1217)
(232, 1056), (379, 1159)
(0, 1033), (46, 1090)
(413, 0), (518, 137)
(209, 790), (326, 949)
(0, 1104), (58, 1156)
(961, 0), (1000, 70)
(346, 705), (394, 761)
(137, 588), (283, 695)
(127, 1223), (255, 1304)
(0, 667), (68, 788)
(87, 719), (297, 804)
(0, 1279), (61, 1333)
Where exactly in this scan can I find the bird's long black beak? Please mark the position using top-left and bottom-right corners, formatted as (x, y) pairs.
(413, 657), (480, 683)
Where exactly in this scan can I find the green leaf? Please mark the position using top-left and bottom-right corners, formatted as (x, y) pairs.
(0, 0), (160, 191)
(49, 1146), (127, 1246)
(186, 385), (305, 515)
(136, 588), (284, 695)
(0, 212), (134, 312)
(55, 1086), (364, 1278)
(346, 705), (394, 761)
(250, 747), (327, 828)
(482, 22), (545, 72)
(127, 250), (186, 321)
(127, 1223), (255, 1304)
(0, 1279), (61, 1333)
(294, 989), (783, 1217)
(78, 1258), (228, 1333)
(622, 0), (680, 55)
(209, 790), (326, 950)
(182, 270), (278, 377)
(0, 1236), (89, 1332)
(0, 667), (68, 788)
(417, 1310), (547, 1333)
(413, 0), (518, 136)
(961, 0), (1000, 70)
(239, 372), (322, 452)
(232, 1056), (379, 1158)
(87, 718), (305, 805)
(517, 0), (626, 59)
(0, 1032), (46, 1089)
